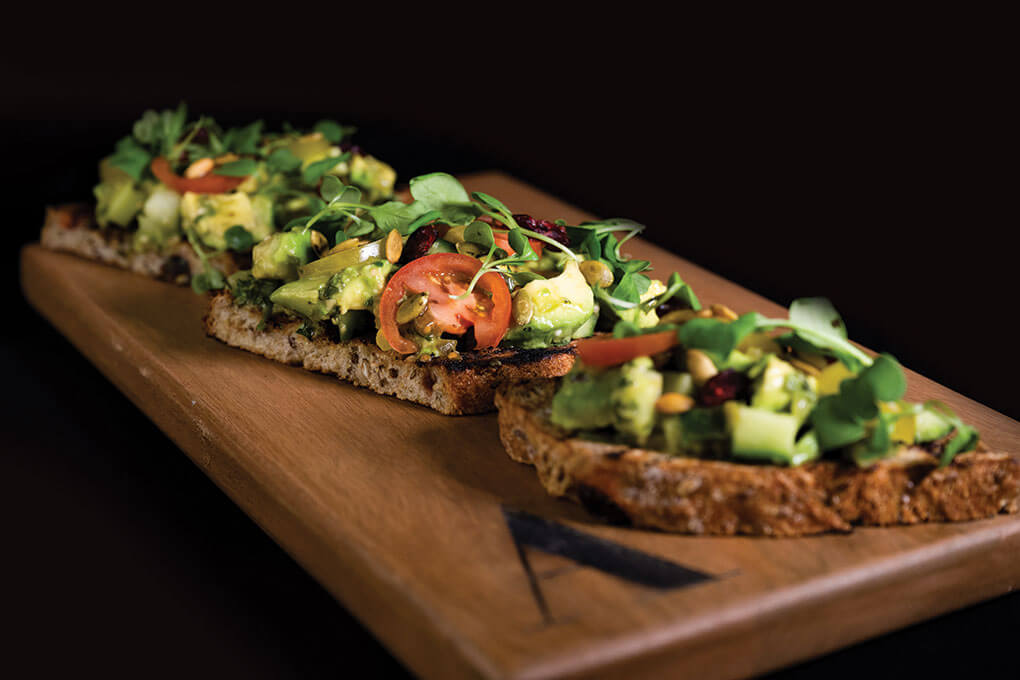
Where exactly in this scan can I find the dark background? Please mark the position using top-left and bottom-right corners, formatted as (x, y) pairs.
(3, 36), (1016, 679)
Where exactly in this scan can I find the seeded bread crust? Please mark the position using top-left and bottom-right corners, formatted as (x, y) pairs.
(203, 291), (577, 415)
(40, 204), (243, 284)
(495, 380), (1020, 536)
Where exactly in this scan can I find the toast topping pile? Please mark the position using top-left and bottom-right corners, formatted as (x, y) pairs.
(549, 298), (980, 469)
(80, 104), (397, 291)
(218, 171), (699, 359)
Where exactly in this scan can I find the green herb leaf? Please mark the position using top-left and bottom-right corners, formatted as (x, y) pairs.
(811, 353), (907, 453)
(789, 297), (848, 340)
(224, 120), (263, 154)
(408, 172), (479, 225)
(464, 221), (495, 249)
(319, 175), (345, 203)
(190, 268), (225, 294)
(677, 313), (758, 364)
(303, 153), (351, 185)
(507, 228), (538, 260)
(368, 201), (431, 235)
(107, 136), (152, 181)
(224, 225), (255, 252)
(265, 148), (302, 174)
(213, 159), (257, 177)
(314, 120), (355, 144)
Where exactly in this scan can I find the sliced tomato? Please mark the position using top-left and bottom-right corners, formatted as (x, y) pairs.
(150, 156), (246, 194)
(575, 331), (679, 367)
(492, 229), (543, 258)
(378, 253), (512, 354)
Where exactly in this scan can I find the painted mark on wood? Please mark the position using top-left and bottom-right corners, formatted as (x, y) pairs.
(503, 507), (716, 624)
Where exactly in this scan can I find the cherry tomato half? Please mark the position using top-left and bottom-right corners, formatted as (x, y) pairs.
(150, 156), (246, 194)
(574, 330), (679, 367)
(378, 253), (512, 354)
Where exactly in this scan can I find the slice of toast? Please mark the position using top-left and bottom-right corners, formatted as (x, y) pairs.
(40, 204), (244, 285)
(203, 291), (577, 415)
(495, 380), (1020, 536)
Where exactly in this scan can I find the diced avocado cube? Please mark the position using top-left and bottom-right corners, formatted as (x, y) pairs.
(269, 273), (335, 322)
(612, 357), (663, 446)
(724, 402), (799, 464)
(323, 258), (394, 314)
(503, 261), (596, 349)
(252, 231), (315, 281)
(180, 192), (272, 251)
(750, 355), (798, 412)
(614, 278), (667, 328)
(94, 179), (145, 228)
(350, 154), (397, 201)
(550, 365), (618, 432)
(791, 430), (820, 466)
(915, 407), (953, 443)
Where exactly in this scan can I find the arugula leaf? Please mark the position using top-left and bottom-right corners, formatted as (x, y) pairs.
(266, 148), (302, 174)
(677, 313), (758, 364)
(224, 225), (255, 252)
(314, 120), (355, 144)
(213, 159), (257, 177)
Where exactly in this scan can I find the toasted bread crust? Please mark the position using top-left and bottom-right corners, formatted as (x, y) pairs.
(495, 380), (1020, 536)
(204, 292), (577, 415)
(41, 204), (242, 284)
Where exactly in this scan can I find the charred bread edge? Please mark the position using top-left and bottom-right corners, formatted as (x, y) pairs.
(40, 204), (243, 285)
(203, 291), (577, 415)
(495, 380), (1020, 536)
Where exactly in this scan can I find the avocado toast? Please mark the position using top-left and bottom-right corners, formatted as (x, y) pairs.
(204, 172), (700, 414)
(495, 299), (1020, 535)
(41, 104), (397, 289)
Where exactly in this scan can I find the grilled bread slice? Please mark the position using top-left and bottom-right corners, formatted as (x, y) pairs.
(495, 380), (1020, 536)
(204, 291), (577, 415)
(41, 204), (244, 285)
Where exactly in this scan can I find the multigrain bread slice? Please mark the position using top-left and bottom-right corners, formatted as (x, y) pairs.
(495, 380), (1020, 536)
(204, 291), (577, 415)
(40, 204), (243, 285)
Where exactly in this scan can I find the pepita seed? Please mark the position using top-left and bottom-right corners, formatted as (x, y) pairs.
(396, 294), (428, 324)
(512, 294), (534, 325)
(385, 229), (403, 263)
(579, 259), (614, 288)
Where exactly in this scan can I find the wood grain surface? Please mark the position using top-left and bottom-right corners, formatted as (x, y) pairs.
(20, 172), (1020, 680)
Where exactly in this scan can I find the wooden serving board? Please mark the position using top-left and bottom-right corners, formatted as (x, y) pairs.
(20, 172), (1020, 680)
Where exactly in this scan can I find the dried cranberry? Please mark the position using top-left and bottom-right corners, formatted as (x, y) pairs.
(698, 369), (749, 407)
(512, 213), (570, 246)
(402, 224), (440, 262)
(339, 142), (362, 156)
